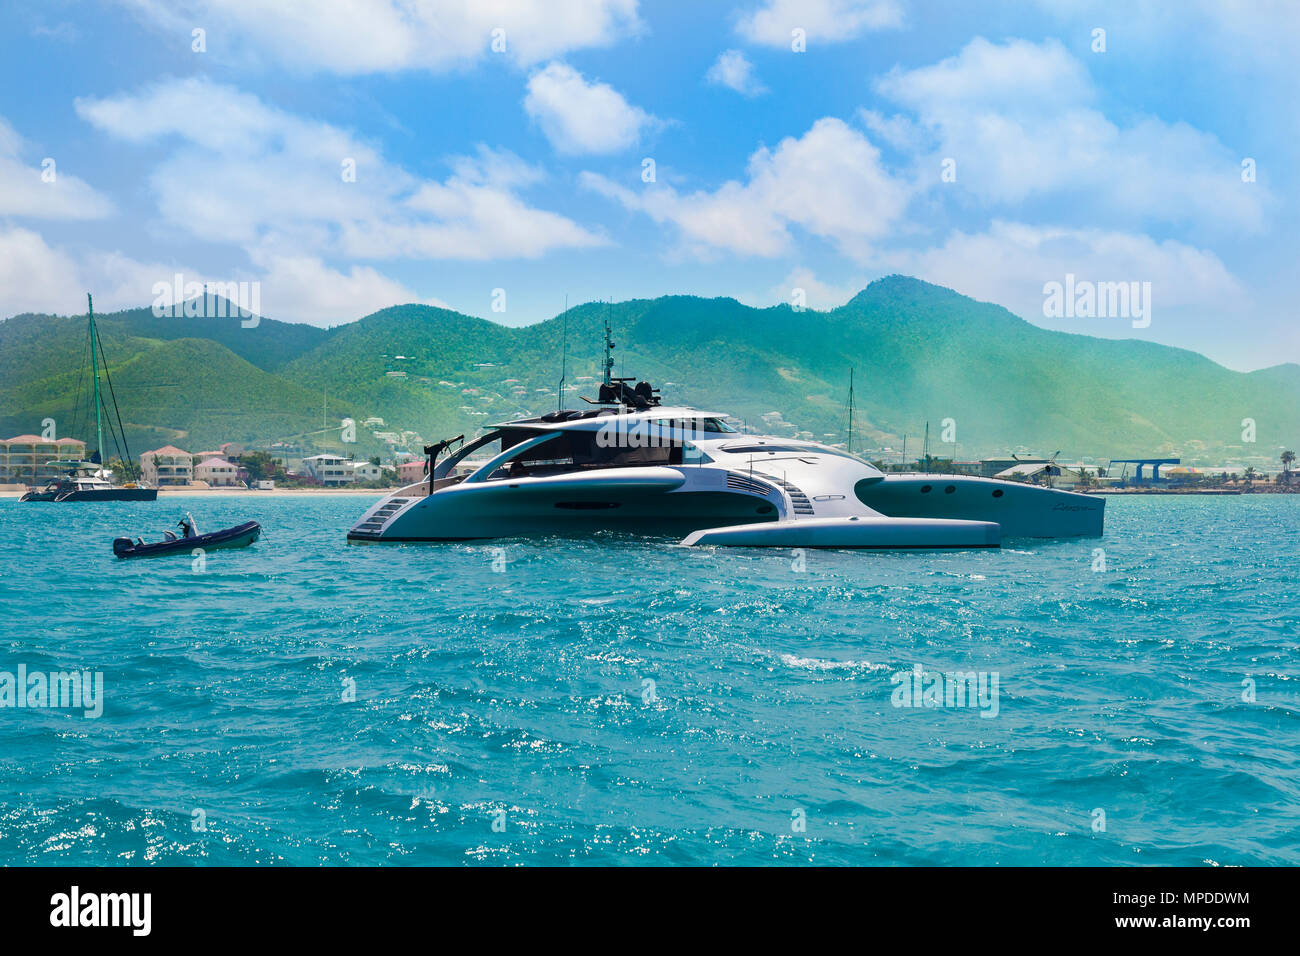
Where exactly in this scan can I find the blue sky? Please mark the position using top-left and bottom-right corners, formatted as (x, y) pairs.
(1, 0), (1296, 370)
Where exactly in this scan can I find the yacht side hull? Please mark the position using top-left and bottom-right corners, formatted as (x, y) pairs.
(855, 474), (1103, 538)
(20, 487), (159, 502)
(347, 467), (781, 541)
(680, 515), (1000, 549)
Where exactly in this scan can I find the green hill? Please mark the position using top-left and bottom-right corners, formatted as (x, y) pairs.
(2, 277), (1297, 464)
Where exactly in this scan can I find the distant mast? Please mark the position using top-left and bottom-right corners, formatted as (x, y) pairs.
(557, 294), (568, 412)
(88, 293), (104, 464)
(846, 367), (855, 456)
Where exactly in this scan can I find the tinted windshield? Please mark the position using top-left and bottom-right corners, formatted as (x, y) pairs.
(700, 417), (738, 433)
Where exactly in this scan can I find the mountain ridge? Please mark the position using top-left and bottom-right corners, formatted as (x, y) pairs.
(1, 277), (1295, 464)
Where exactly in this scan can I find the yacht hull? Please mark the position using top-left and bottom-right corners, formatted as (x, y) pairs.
(347, 468), (779, 541)
(855, 474), (1103, 538)
(20, 487), (159, 502)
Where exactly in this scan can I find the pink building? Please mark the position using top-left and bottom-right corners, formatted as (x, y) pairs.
(397, 460), (426, 484)
(194, 457), (240, 487)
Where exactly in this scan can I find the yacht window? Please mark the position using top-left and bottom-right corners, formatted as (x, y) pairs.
(681, 443), (712, 465)
(487, 429), (695, 478)
(699, 417), (738, 433)
(721, 443), (811, 455)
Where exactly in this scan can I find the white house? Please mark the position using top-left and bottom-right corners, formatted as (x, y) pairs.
(301, 454), (358, 485)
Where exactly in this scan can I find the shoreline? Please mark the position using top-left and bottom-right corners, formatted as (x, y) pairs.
(0, 487), (394, 499)
(4, 485), (1296, 500)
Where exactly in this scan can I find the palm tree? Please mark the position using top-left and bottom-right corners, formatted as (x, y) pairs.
(1243, 466), (1258, 488)
(1281, 450), (1295, 484)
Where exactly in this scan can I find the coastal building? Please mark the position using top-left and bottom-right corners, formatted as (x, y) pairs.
(0, 435), (86, 483)
(397, 459), (426, 484)
(140, 445), (193, 486)
(1107, 458), (1181, 486)
(979, 457), (1049, 478)
(194, 457), (241, 487)
(220, 442), (245, 461)
(301, 454), (369, 486)
(994, 462), (1093, 489)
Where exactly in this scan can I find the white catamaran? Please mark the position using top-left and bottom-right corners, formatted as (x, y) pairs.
(347, 324), (1102, 547)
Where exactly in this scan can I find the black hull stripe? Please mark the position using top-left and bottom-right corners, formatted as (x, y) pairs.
(348, 533), (999, 549)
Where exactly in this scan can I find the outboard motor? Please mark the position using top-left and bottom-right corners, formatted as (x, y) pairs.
(112, 537), (133, 556)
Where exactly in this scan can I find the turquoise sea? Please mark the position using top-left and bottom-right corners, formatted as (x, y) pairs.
(1, 493), (1297, 865)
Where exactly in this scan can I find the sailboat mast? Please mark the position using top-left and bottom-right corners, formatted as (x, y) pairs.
(846, 367), (854, 455)
(88, 293), (103, 463)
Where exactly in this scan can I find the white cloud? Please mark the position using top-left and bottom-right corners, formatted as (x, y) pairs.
(874, 37), (1268, 233)
(0, 224), (436, 325)
(0, 228), (210, 316)
(0, 116), (114, 220)
(0, 228), (83, 314)
(250, 253), (441, 325)
(523, 62), (656, 155)
(706, 50), (767, 96)
(76, 77), (606, 261)
(735, 0), (902, 47)
(583, 117), (908, 260)
(120, 0), (642, 74)
(883, 219), (1243, 321)
(762, 266), (861, 310)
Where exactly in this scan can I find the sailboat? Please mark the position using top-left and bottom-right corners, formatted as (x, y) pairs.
(19, 294), (158, 502)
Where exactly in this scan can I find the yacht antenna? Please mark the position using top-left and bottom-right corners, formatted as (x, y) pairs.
(901, 435), (907, 470)
(923, 421), (930, 470)
(557, 295), (568, 412)
(601, 309), (615, 387)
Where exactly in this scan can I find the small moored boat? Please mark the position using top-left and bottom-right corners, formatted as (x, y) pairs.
(113, 514), (261, 559)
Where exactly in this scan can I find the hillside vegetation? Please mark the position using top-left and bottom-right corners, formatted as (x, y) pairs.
(2, 278), (1295, 463)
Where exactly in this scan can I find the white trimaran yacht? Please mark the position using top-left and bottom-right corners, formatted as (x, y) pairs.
(348, 328), (1102, 548)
